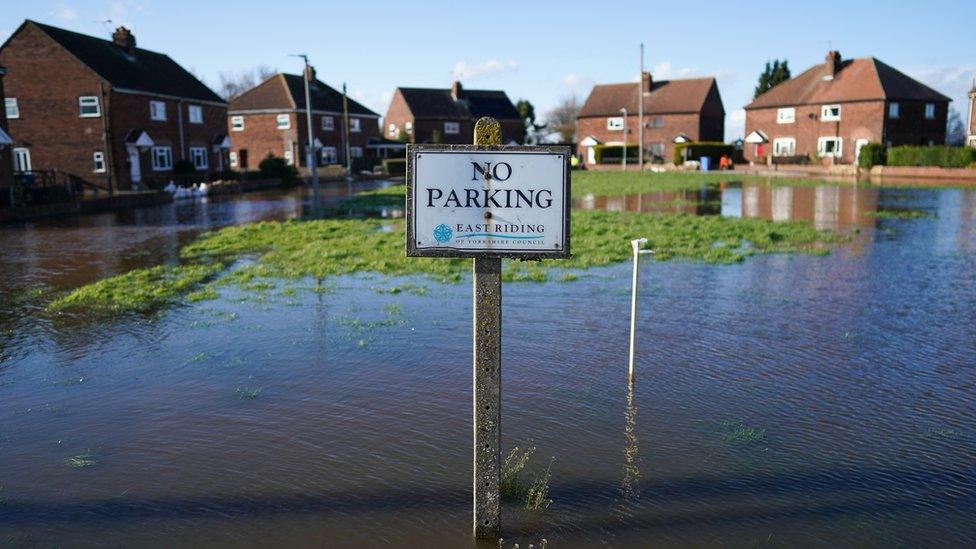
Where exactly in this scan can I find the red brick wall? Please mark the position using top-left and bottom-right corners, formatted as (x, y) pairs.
(744, 101), (886, 165)
(883, 100), (948, 147)
(0, 23), (111, 187)
(577, 113), (704, 164)
(383, 90), (413, 141)
(382, 89), (524, 144)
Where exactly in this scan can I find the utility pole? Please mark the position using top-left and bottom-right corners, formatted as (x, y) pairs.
(620, 107), (628, 170)
(290, 53), (319, 203)
(638, 43), (644, 172)
(342, 82), (352, 175)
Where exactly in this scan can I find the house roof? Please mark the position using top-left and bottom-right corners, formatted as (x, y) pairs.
(746, 56), (951, 110)
(229, 73), (379, 117)
(578, 77), (720, 117)
(396, 87), (520, 120)
(19, 20), (224, 103)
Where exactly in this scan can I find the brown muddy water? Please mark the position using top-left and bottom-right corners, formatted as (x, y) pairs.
(1, 181), (975, 547)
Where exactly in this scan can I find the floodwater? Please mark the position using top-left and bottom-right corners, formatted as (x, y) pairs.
(1, 180), (975, 547)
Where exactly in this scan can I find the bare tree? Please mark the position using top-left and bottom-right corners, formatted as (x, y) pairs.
(946, 106), (966, 145)
(218, 65), (278, 100)
(545, 94), (582, 143)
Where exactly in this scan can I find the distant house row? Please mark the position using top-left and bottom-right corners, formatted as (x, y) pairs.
(0, 20), (524, 192)
(576, 50), (968, 167)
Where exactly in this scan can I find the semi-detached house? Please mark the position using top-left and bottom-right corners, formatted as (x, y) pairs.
(0, 20), (229, 191)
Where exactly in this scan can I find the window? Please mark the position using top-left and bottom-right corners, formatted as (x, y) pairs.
(151, 146), (173, 170)
(817, 136), (843, 157)
(648, 143), (665, 157)
(776, 107), (795, 124)
(231, 115), (245, 131)
(276, 114), (291, 129)
(322, 116), (334, 131)
(189, 147), (208, 170)
(150, 100), (167, 121)
(5, 98), (19, 119)
(188, 105), (203, 124)
(350, 146), (363, 158)
(321, 146), (337, 164)
(607, 117), (624, 130)
(13, 147), (31, 172)
(92, 151), (106, 173)
(284, 149), (293, 165)
(78, 96), (100, 117)
(773, 137), (796, 156)
(443, 121), (459, 134)
(350, 118), (362, 132)
(650, 116), (664, 128)
(405, 121), (413, 134)
(924, 103), (936, 119)
(229, 151), (238, 168)
(388, 123), (397, 137)
(889, 102), (900, 119)
(820, 104), (841, 121)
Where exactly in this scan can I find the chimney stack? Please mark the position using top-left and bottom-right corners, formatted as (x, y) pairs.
(112, 26), (136, 55)
(451, 80), (463, 101)
(641, 71), (652, 93)
(825, 50), (841, 79)
(305, 64), (316, 83)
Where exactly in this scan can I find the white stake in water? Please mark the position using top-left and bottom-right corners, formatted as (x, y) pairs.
(629, 238), (652, 383)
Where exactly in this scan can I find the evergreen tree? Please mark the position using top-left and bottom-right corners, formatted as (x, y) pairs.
(755, 60), (791, 98)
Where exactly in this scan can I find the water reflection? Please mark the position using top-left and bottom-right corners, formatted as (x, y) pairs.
(621, 383), (640, 500)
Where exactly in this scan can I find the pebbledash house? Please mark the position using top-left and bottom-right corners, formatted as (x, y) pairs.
(744, 51), (950, 165)
(227, 67), (383, 173)
(0, 20), (229, 191)
(576, 71), (725, 166)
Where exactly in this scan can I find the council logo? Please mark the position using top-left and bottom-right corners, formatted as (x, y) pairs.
(433, 224), (453, 243)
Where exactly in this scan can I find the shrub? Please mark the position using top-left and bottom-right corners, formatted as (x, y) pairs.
(593, 144), (639, 164)
(258, 154), (299, 182)
(887, 146), (976, 168)
(382, 158), (406, 176)
(857, 142), (886, 169)
(673, 142), (733, 165)
(351, 157), (379, 173)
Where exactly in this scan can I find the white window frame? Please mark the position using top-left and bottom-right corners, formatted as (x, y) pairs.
(321, 146), (338, 164)
(650, 116), (665, 128)
(443, 121), (459, 134)
(350, 118), (362, 133)
(820, 104), (841, 122)
(188, 105), (203, 124)
(276, 114), (291, 130)
(648, 142), (665, 157)
(607, 117), (624, 131)
(776, 107), (795, 124)
(888, 102), (900, 119)
(322, 116), (334, 131)
(817, 136), (843, 157)
(773, 137), (796, 156)
(13, 147), (31, 172)
(151, 146), (173, 170)
(189, 146), (208, 170)
(405, 121), (413, 134)
(388, 123), (397, 137)
(150, 100), (167, 121)
(78, 96), (101, 118)
(284, 149), (293, 165)
(229, 151), (238, 167)
(5, 98), (19, 119)
(92, 151), (106, 173)
(231, 115), (245, 131)
(350, 146), (363, 158)
(924, 103), (936, 120)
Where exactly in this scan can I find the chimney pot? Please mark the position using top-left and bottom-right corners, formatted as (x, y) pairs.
(451, 81), (462, 101)
(112, 26), (136, 55)
(305, 64), (316, 83)
(825, 50), (842, 77)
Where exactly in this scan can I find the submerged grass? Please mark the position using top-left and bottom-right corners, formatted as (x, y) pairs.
(501, 446), (554, 509)
(866, 207), (936, 220)
(720, 420), (767, 443)
(48, 263), (223, 313)
(571, 170), (863, 198)
(65, 452), (97, 468)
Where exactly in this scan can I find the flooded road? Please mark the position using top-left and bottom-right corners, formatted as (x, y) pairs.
(1, 180), (975, 547)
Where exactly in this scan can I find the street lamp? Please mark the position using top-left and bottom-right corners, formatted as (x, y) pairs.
(289, 53), (320, 204)
(620, 107), (628, 171)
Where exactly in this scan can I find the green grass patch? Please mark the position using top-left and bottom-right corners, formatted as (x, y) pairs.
(49, 263), (224, 313)
(571, 170), (862, 198)
(866, 207), (936, 220)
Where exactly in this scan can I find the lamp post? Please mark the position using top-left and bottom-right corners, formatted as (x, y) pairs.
(620, 107), (628, 171)
(290, 53), (320, 204)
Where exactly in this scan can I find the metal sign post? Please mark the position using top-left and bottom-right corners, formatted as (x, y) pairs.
(405, 117), (570, 539)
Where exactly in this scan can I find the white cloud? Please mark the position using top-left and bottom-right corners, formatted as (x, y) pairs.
(52, 2), (78, 22)
(106, 0), (151, 29)
(563, 73), (594, 90)
(649, 61), (700, 80)
(906, 65), (976, 109)
(451, 59), (518, 82)
(350, 89), (394, 115)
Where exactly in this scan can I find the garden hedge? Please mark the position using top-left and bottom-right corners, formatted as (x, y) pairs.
(383, 158), (406, 176)
(593, 144), (639, 164)
(886, 146), (976, 168)
(856, 143), (887, 169)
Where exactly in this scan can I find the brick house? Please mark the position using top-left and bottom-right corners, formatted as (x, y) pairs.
(383, 81), (524, 145)
(967, 80), (976, 148)
(227, 68), (381, 172)
(0, 20), (229, 191)
(0, 66), (14, 189)
(744, 51), (951, 165)
(576, 71), (725, 166)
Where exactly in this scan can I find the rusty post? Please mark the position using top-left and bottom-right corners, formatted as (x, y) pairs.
(472, 116), (502, 539)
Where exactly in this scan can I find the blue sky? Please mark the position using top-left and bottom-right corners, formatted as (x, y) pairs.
(3, 0), (974, 139)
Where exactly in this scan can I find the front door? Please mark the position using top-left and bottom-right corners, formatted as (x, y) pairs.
(855, 139), (869, 164)
(12, 147), (30, 172)
(127, 145), (141, 184)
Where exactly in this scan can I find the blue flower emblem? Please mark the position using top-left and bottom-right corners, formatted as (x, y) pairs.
(433, 224), (453, 243)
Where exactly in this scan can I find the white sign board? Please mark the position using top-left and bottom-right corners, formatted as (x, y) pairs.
(406, 146), (571, 258)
